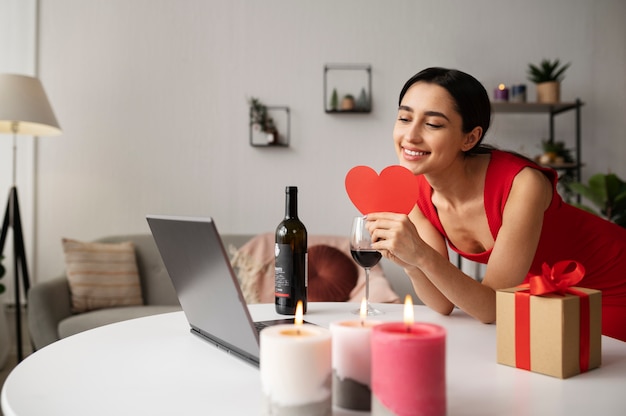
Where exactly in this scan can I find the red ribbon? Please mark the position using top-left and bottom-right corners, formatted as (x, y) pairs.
(514, 260), (590, 373)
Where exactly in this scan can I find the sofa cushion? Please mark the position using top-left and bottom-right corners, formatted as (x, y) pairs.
(62, 238), (144, 313)
(58, 305), (182, 339)
(308, 244), (358, 301)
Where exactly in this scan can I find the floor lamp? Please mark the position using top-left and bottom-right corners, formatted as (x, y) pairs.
(0, 74), (61, 362)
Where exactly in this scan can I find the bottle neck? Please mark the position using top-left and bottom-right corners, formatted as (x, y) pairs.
(284, 187), (298, 219)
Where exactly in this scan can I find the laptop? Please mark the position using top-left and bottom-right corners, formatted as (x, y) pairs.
(146, 214), (294, 367)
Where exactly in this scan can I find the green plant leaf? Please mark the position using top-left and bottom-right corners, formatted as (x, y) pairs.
(551, 62), (571, 81)
(614, 191), (626, 213)
(569, 172), (626, 228)
(588, 173), (609, 201)
(568, 181), (605, 208)
(527, 58), (570, 83)
(604, 174), (620, 201)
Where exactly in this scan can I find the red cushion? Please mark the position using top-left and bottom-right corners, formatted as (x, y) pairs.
(308, 244), (358, 302)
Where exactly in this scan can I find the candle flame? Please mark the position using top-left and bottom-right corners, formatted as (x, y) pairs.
(295, 300), (304, 327)
(498, 83), (506, 90)
(360, 297), (367, 325)
(404, 294), (414, 329)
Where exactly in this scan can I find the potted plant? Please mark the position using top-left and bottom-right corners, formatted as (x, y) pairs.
(527, 58), (571, 103)
(356, 87), (370, 111)
(249, 97), (279, 145)
(537, 139), (574, 165)
(536, 140), (576, 202)
(340, 94), (355, 111)
(568, 173), (626, 228)
(329, 88), (339, 111)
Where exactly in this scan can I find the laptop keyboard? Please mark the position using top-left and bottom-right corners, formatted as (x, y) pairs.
(254, 321), (269, 334)
(253, 318), (298, 335)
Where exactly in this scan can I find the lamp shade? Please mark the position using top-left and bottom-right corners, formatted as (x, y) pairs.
(0, 73), (61, 136)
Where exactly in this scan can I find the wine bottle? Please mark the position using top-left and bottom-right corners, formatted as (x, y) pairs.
(275, 186), (308, 315)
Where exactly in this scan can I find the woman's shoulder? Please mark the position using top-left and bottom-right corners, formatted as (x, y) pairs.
(510, 166), (554, 208)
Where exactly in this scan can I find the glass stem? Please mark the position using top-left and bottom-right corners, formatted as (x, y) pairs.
(365, 267), (370, 304)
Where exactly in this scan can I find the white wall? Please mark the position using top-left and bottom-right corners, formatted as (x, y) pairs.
(12, 0), (626, 282)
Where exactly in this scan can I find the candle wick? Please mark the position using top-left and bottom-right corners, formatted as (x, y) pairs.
(406, 325), (411, 333)
(297, 328), (301, 336)
(361, 319), (364, 327)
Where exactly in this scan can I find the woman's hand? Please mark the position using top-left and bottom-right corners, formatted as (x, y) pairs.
(365, 212), (426, 269)
(366, 210), (456, 316)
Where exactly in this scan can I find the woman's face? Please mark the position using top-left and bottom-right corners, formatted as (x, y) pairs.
(393, 81), (472, 176)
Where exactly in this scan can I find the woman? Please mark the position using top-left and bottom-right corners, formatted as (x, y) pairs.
(367, 67), (626, 341)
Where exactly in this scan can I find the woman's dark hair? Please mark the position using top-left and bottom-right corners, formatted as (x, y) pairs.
(399, 67), (492, 154)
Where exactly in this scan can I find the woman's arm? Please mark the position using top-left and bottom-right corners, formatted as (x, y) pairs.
(368, 167), (553, 323)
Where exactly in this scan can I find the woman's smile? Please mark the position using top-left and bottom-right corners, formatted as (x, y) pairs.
(402, 147), (430, 161)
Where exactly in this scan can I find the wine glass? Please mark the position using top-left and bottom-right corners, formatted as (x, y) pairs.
(349, 216), (383, 316)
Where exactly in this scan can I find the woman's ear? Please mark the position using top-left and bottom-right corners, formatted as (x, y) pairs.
(462, 126), (483, 151)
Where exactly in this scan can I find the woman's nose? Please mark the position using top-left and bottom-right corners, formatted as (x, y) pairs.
(403, 123), (422, 143)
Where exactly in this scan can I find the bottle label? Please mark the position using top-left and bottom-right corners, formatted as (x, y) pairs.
(274, 244), (308, 298)
(275, 243), (293, 298)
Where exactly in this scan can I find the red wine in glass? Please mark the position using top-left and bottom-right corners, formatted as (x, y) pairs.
(350, 216), (384, 316)
(350, 249), (382, 269)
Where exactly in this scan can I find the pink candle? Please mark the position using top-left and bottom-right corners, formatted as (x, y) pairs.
(371, 297), (446, 416)
(330, 299), (382, 411)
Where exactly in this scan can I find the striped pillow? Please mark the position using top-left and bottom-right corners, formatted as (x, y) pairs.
(62, 238), (144, 313)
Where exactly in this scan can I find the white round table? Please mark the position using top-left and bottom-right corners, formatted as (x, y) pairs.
(3, 302), (626, 415)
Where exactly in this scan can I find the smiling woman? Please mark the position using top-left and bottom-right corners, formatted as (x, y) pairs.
(366, 67), (626, 342)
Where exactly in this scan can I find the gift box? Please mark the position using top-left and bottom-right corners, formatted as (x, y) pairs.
(496, 261), (602, 379)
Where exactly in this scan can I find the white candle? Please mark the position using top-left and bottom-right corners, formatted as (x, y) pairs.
(330, 298), (381, 411)
(260, 301), (332, 416)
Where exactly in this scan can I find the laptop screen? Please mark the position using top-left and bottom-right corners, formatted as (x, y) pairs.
(147, 215), (261, 365)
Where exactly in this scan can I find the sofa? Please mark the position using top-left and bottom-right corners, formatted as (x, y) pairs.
(28, 233), (417, 351)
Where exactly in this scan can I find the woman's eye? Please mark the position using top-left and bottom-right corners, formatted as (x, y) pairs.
(398, 116), (411, 122)
(426, 123), (443, 128)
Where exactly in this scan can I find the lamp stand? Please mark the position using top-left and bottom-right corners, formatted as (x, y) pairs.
(0, 130), (31, 363)
(0, 185), (30, 362)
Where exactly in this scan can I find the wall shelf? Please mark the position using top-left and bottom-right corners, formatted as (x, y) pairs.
(492, 99), (584, 201)
(324, 64), (372, 113)
(491, 101), (582, 116)
(249, 106), (290, 147)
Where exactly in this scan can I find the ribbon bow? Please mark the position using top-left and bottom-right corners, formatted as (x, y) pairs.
(527, 260), (586, 296)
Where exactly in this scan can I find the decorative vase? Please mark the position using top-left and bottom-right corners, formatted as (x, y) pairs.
(536, 81), (560, 103)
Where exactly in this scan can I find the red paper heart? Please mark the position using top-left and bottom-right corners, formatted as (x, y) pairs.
(345, 165), (420, 215)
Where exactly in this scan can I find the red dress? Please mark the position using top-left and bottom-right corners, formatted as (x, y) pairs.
(416, 150), (626, 341)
